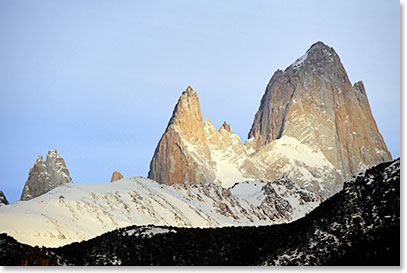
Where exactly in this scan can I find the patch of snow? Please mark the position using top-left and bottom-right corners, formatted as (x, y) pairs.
(230, 181), (268, 207)
(211, 149), (246, 188)
(292, 52), (309, 70)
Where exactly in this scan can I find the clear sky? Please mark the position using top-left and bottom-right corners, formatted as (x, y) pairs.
(0, 0), (400, 203)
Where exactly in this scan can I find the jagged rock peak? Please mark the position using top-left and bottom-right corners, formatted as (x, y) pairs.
(111, 171), (124, 182)
(20, 150), (73, 201)
(220, 121), (232, 134)
(203, 117), (217, 131)
(166, 86), (205, 143)
(148, 86), (214, 185)
(0, 190), (9, 206)
(185, 85), (194, 93)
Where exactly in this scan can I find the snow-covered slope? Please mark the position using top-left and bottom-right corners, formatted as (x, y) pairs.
(0, 177), (319, 247)
(252, 136), (341, 199)
(230, 177), (321, 221)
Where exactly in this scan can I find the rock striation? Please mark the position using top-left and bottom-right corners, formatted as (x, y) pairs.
(148, 42), (392, 199)
(0, 191), (8, 206)
(111, 171), (124, 182)
(20, 150), (72, 201)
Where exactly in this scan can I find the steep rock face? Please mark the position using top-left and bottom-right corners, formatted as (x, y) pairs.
(0, 191), (9, 206)
(111, 171), (124, 182)
(148, 87), (266, 187)
(148, 86), (215, 185)
(248, 42), (391, 193)
(149, 42), (391, 199)
(20, 150), (72, 201)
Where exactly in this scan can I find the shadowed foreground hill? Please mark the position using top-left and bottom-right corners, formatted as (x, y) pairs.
(0, 159), (399, 266)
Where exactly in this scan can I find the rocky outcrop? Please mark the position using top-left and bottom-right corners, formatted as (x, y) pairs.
(0, 191), (8, 206)
(247, 41), (391, 196)
(148, 42), (392, 199)
(111, 171), (124, 182)
(20, 150), (72, 201)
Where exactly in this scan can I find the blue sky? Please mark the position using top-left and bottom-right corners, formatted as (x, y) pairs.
(0, 0), (400, 202)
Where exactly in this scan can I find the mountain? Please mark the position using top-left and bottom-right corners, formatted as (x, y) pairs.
(148, 42), (391, 199)
(0, 191), (8, 207)
(111, 171), (124, 182)
(148, 86), (217, 185)
(0, 177), (318, 247)
(20, 150), (72, 201)
(0, 158), (399, 265)
(247, 41), (391, 197)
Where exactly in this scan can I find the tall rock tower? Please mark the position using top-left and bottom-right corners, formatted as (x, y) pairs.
(247, 41), (391, 186)
(20, 150), (72, 201)
(148, 86), (216, 185)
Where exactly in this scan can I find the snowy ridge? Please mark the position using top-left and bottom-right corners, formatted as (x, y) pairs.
(0, 176), (318, 247)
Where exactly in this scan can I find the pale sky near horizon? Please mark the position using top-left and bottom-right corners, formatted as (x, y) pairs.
(0, 0), (400, 202)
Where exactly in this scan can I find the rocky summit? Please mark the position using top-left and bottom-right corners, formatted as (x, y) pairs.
(20, 150), (72, 201)
(148, 42), (391, 200)
(111, 171), (124, 182)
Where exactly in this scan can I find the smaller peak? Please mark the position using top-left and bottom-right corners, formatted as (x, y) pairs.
(353, 80), (364, 88)
(47, 149), (58, 155)
(204, 117), (217, 131)
(180, 85), (197, 99)
(46, 149), (61, 160)
(183, 85), (195, 94)
(353, 81), (366, 95)
(36, 155), (44, 162)
(111, 171), (124, 182)
(220, 121), (233, 134)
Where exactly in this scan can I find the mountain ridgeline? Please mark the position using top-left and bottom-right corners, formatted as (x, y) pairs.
(0, 158), (399, 265)
(148, 42), (391, 200)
